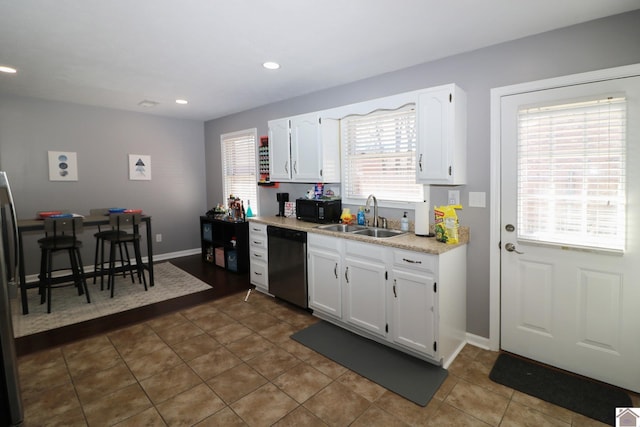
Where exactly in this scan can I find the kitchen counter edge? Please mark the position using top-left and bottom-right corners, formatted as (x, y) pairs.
(248, 216), (468, 255)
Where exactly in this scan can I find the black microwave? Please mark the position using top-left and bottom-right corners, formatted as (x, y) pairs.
(296, 198), (342, 223)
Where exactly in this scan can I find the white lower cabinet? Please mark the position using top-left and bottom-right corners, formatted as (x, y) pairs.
(307, 233), (466, 367)
(249, 223), (269, 294)
(390, 249), (437, 358)
(308, 234), (342, 319)
(343, 241), (387, 338)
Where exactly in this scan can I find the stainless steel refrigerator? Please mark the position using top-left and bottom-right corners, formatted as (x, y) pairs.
(0, 171), (24, 426)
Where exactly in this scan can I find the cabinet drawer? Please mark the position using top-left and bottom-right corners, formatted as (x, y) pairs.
(250, 247), (267, 263)
(308, 233), (341, 251)
(250, 261), (268, 287)
(249, 230), (268, 250)
(393, 249), (436, 273)
(344, 240), (386, 261)
(249, 222), (267, 237)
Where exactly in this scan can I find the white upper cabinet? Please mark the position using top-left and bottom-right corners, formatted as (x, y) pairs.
(268, 118), (291, 181)
(268, 114), (340, 183)
(416, 84), (467, 185)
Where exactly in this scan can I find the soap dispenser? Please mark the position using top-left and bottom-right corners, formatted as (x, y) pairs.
(400, 211), (409, 231)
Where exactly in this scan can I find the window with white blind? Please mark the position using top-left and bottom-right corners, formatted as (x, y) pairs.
(517, 96), (626, 252)
(221, 129), (258, 214)
(341, 105), (423, 205)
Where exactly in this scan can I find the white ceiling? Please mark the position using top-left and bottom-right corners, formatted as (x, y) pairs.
(1, 1), (638, 121)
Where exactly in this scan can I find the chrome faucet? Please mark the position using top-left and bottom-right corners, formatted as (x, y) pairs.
(365, 194), (379, 228)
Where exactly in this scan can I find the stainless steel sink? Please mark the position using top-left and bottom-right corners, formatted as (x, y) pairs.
(316, 224), (367, 232)
(352, 228), (406, 238)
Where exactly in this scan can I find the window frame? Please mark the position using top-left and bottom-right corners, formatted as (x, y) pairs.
(516, 95), (626, 253)
(340, 104), (424, 208)
(220, 128), (258, 215)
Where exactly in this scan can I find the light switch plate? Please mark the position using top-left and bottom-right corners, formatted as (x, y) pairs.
(468, 192), (486, 208)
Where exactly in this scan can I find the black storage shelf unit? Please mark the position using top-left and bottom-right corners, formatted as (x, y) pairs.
(200, 216), (249, 273)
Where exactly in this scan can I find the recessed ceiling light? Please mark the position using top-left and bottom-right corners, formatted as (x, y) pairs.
(262, 61), (280, 70)
(176, 99), (188, 105)
(0, 65), (17, 74)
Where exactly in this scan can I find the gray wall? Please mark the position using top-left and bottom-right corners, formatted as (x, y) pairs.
(0, 95), (206, 274)
(204, 10), (640, 339)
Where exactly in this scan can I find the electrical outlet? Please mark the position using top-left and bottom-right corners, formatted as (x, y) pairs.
(448, 190), (460, 205)
(155, 233), (162, 243)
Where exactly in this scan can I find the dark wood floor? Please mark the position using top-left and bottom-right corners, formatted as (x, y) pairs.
(15, 255), (252, 357)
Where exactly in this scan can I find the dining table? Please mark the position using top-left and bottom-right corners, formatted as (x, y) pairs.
(17, 214), (154, 315)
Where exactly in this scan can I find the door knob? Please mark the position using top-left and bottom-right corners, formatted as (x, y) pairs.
(505, 243), (524, 254)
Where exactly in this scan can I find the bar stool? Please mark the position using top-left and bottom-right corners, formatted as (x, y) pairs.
(103, 213), (147, 297)
(38, 216), (90, 313)
(90, 208), (130, 289)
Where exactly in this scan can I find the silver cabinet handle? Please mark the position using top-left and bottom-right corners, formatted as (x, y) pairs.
(334, 263), (338, 279)
(285, 161), (288, 173)
(393, 279), (397, 298)
(254, 271), (262, 276)
(402, 257), (421, 264)
(419, 153), (423, 172)
(505, 243), (524, 254)
(344, 266), (349, 283)
(293, 161), (297, 174)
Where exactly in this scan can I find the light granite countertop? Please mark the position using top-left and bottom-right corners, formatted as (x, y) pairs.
(248, 216), (468, 255)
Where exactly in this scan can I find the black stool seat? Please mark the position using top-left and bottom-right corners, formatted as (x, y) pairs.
(103, 213), (147, 297)
(38, 217), (90, 313)
(90, 208), (131, 289)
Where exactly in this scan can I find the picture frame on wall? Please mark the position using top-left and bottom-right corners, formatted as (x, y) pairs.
(48, 151), (78, 181)
(129, 154), (151, 180)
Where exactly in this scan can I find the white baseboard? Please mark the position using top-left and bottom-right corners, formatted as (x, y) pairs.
(465, 332), (491, 350)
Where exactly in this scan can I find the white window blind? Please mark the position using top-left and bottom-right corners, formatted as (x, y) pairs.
(517, 96), (626, 252)
(341, 105), (423, 204)
(221, 129), (258, 213)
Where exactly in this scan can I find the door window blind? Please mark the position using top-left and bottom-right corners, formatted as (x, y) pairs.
(517, 96), (626, 252)
(221, 129), (258, 213)
(341, 105), (423, 204)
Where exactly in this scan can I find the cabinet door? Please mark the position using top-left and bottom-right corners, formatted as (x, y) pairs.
(290, 114), (321, 182)
(416, 85), (466, 185)
(343, 255), (387, 337)
(391, 268), (436, 357)
(308, 247), (342, 319)
(268, 118), (291, 181)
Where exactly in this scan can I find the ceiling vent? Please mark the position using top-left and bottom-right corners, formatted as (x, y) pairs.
(138, 100), (159, 108)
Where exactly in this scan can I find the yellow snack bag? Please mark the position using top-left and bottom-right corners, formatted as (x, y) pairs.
(434, 204), (462, 244)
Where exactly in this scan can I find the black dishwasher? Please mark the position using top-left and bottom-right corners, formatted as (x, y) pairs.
(267, 226), (308, 309)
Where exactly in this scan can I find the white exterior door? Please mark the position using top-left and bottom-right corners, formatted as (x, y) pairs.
(500, 75), (640, 392)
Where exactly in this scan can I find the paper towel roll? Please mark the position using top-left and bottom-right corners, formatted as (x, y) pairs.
(414, 200), (430, 236)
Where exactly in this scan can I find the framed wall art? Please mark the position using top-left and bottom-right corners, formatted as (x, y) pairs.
(48, 151), (78, 181)
(129, 154), (151, 180)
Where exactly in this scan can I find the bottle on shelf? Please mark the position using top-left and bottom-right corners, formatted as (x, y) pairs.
(246, 200), (254, 217)
(357, 207), (365, 226)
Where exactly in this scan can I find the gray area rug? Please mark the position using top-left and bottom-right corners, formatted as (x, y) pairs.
(291, 321), (448, 406)
(11, 262), (212, 337)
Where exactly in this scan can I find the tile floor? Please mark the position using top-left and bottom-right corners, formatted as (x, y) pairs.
(18, 290), (637, 427)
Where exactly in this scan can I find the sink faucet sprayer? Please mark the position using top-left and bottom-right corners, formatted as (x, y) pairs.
(365, 194), (379, 228)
